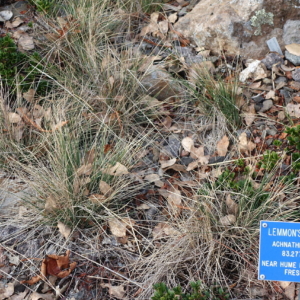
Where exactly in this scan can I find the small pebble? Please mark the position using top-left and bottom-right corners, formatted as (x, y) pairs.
(292, 68), (300, 82)
(259, 100), (273, 113)
(285, 50), (300, 66)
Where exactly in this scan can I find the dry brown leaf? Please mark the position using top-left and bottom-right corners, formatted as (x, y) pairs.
(108, 217), (135, 237)
(140, 12), (162, 37)
(46, 250), (76, 278)
(57, 221), (71, 239)
(161, 116), (172, 128)
(45, 196), (58, 212)
(190, 145), (204, 159)
(89, 194), (106, 204)
(152, 223), (181, 239)
(101, 284), (127, 300)
(168, 13), (178, 23)
(244, 103), (256, 126)
(5, 17), (24, 29)
(164, 164), (187, 172)
(11, 290), (28, 300)
(23, 89), (36, 102)
(265, 90), (275, 100)
(181, 136), (194, 152)
(21, 259), (47, 285)
(286, 43), (300, 56)
(2, 283), (14, 298)
(31, 292), (55, 300)
(8, 112), (21, 123)
(186, 160), (199, 171)
(238, 132), (256, 154)
(160, 158), (176, 168)
(167, 187), (181, 214)
(226, 194), (238, 216)
(144, 173), (164, 187)
(286, 103), (300, 118)
(102, 162), (129, 176)
(76, 163), (93, 176)
(73, 177), (91, 194)
(32, 105), (44, 119)
(248, 81), (261, 89)
(158, 20), (169, 34)
(12, 123), (25, 141)
(99, 180), (112, 195)
(220, 214), (236, 226)
(136, 203), (150, 210)
(18, 34), (34, 51)
(217, 135), (229, 156)
(83, 148), (96, 165)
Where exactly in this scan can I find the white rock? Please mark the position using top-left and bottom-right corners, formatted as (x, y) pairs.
(0, 10), (13, 22)
(239, 60), (267, 83)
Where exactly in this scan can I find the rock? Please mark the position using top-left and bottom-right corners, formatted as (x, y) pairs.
(252, 94), (265, 103)
(0, 10), (12, 21)
(292, 68), (300, 82)
(285, 50), (300, 66)
(141, 65), (185, 100)
(259, 100), (273, 112)
(173, 46), (203, 65)
(275, 76), (287, 84)
(290, 81), (300, 91)
(180, 157), (194, 166)
(162, 135), (181, 157)
(280, 88), (292, 104)
(261, 52), (284, 70)
(266, 128), (277, 136)
(208, 156), (226, 164)
(239, 60), (268, 82)
(174, 0), (300, 59)
(283, 20), (300, 45)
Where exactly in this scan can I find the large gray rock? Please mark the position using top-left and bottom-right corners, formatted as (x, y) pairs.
(174, 0), (300, 59)
(141, 65), (185, 100)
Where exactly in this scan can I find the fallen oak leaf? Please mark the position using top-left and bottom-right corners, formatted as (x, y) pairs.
(238, 132), (256, 155)
(181, 136), (194, 152)
(46, 250), (76, 278)
(99, 180), (112, 195)
(102, 162), (129, 176)
(8, 112), (22, 123)
(101, 283), (127, 300)
(21, 250), (76, 285)
(108, 217), (135, 238)
(217, 135), (229, 156)
(57, 221), (71, 239)
(160, 158), (176, 168)
(21, 259), (47, 284)
(76, 163), (93, 176)
(190, 145), (205, 159)
(30, 292), (55, 300)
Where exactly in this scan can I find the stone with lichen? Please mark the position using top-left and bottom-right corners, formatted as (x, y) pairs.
(250, 9), (274, 36)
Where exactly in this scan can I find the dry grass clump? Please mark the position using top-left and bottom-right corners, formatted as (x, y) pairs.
(131, 164), (300, 299)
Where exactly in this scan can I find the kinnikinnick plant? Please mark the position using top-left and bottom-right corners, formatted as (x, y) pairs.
(151, 281), (229, 300)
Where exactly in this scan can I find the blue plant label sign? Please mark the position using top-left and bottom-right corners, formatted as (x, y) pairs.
(259, 220), (300, 282)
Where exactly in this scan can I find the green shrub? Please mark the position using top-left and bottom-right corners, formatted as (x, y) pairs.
(151, 281), (229, 300)
(0, 34), (50, 95)
(257, 150), (280, 172)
